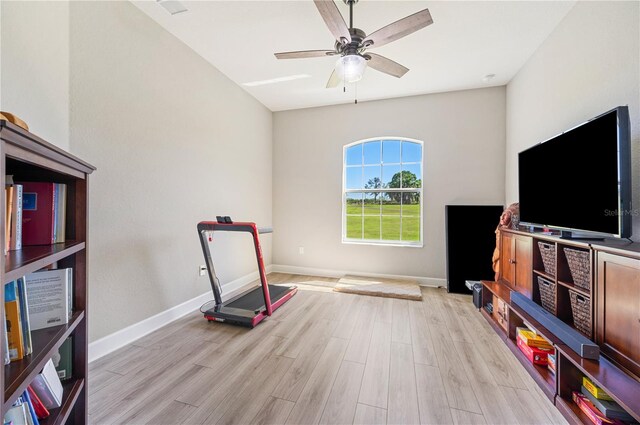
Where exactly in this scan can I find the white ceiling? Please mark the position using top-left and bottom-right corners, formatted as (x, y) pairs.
(133, 1), (576, 112)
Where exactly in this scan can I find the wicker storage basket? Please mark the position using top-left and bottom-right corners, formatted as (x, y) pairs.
(537, 276), (556, 314)
(564, 248), (590, 291)
(538, 242), (556, 277)
(569, 290), (591, 336)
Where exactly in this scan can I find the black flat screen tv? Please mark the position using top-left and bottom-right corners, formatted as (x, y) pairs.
(518, 106), (631, 239)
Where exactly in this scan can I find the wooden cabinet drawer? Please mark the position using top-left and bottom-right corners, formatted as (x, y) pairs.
(500, 231), (532, 298)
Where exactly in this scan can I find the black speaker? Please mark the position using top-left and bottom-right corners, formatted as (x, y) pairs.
(445, 205), (504, 294)
(473, 284), (482, 308)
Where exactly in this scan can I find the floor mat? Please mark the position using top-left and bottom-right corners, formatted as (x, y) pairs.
(333, 275), (422, 301)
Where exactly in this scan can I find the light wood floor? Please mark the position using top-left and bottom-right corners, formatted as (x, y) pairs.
(89, 273), (568, 425)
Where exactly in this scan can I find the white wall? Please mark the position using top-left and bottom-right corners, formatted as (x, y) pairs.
(68, 1), (273, 341)
(273, 87), (506, 281)
(0, 1), (70, 150)
(505, 1), (640, 236)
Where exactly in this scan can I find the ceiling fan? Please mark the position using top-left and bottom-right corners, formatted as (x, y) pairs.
(274, 0), (433, 88)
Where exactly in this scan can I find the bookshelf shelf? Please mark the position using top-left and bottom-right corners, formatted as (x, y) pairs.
(3, 311), (84, 412)
(556, 280), (590, 297)
(1, 120), (94, 423)
(4, 241), (85, 284)
(533, 269), (554, 281)
(40, 378), (85, 425)
(556, 344), (640, 423)
(481, 279), (512, 303)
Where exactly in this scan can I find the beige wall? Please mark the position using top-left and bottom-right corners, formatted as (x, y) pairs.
(505, 1), (640, 236)
(68, 1), (273, 341)
(273, 87), (506, 281)
(0, 1), (70, 150)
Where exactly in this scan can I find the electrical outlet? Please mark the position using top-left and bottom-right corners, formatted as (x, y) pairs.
(298, 247), (304, 255)
(199, 265), (207, 276)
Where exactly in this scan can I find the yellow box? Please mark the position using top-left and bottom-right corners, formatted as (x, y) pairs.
(582, 376), (614, 401)
(516, 327), (553, 349)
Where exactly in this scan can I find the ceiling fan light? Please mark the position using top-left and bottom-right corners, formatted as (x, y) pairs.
(335, 55), (367, 83)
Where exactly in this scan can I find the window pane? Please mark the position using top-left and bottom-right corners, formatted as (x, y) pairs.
(346, 167), (362, 189)
(346, 193), (363, 214)
(401, 192), (420, 216)
(363, 141), (381, 165)
(363, 216), (381, 239)
(346, 215), (363, 239)
(401, 164), (422, 188)
(402, 192), (420, 241)
(382, 140), (401, 164)
(363, 165), (381, 188)
(346, 144), (362, 166)
(364, 193), (380, 215)
(382, 216), (401, 241)
(402, 141), (422, 163)
(402, 216), (420, 241)
(382, 164), (401, 188)
(381, 192), (401, 215)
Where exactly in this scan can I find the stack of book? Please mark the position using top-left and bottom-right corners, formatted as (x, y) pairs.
(4, 177), (68, 253)
(3, 359), (64, 425)
(572, 377), (636, 424)
(516, 327), (554, 366)
(3, 269), (73, 364)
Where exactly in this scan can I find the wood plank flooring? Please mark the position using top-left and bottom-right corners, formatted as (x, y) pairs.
(89, 273), (568, 425)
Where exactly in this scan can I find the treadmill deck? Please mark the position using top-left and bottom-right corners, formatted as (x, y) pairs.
(204, 284), (297, 327)
(226, 284), (293, 311)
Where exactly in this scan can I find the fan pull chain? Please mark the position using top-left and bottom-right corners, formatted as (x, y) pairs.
(355, 82), (358, 104)
(343, 67), (346, 92)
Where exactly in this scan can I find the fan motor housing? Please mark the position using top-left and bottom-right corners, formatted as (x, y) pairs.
(335, 27), (367, 55)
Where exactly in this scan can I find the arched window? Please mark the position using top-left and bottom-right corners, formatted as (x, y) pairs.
(343, 137), (423, 246)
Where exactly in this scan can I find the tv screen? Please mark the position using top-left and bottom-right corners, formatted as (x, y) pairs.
(518, 107), (631, 238)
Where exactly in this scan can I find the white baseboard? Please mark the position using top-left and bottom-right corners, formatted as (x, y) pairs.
(88, 265), (272, 363)
(270, 264), (445, 288)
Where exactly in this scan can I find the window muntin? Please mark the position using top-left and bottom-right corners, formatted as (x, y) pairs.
(343, 138), (423, 246)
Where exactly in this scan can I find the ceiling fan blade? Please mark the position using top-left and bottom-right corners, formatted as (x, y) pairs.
(326, 69), (340, 88)
(363, 8), (433, 49)
(313, 0), (351, 44)
(366, 53), (409, 78)
(274, 50), (337, 59)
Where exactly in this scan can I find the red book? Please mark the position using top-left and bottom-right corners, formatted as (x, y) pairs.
(19, 182), (55, 246)
(27, 385), (50, 419)
(572, 392), (625, 425)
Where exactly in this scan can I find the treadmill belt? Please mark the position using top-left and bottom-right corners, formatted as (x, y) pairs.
(226, 284), (292, 311)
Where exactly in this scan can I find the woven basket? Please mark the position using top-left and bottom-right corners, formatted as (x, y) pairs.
(564, 248), (590, 291)
(569, 290), (591, 336)
(537, 276), (556, 314)
(538, 242), (556, 277)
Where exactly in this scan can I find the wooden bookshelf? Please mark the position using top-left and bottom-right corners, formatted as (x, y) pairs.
(0, 120), (95, 424)
(480, 228), (640, 424)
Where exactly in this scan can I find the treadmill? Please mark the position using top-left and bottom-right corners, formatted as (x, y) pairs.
(197, 217), (297, 328)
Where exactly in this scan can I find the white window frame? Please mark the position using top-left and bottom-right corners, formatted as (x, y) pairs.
(341, 137), (424, 247)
